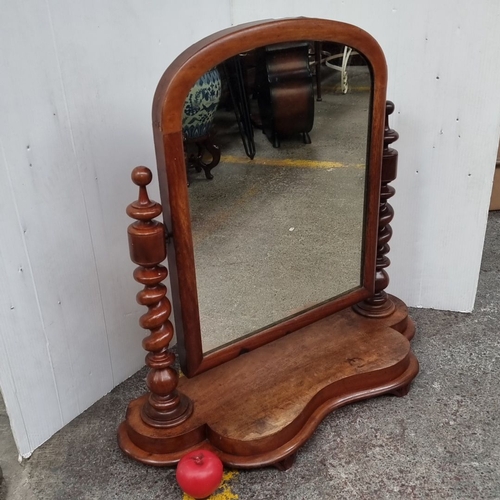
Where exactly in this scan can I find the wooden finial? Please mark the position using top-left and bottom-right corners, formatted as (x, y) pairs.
(132, 165), (153, 185)
(383, 101), (399, 151)
(127, 167), (162, 223)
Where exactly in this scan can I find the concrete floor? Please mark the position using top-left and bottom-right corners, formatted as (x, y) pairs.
(190, 161), (366, 352)
(1, 211), (499, 499)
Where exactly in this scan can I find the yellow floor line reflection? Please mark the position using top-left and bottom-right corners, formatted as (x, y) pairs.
(221, 155), (363, 169)
(182, 470), (239, 500)
(320, 85), (371, 92)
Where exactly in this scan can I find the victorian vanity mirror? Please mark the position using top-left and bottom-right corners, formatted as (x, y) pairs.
(119, 18), (419, 470)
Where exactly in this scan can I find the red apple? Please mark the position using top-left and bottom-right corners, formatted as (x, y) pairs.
(176, 449), (223, 499)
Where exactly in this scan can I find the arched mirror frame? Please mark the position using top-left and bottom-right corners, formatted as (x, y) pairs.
(153, 18), (388, 377)
(120, 17), (419, 470)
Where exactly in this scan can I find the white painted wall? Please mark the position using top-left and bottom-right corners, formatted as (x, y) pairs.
(0, 0), (231, 457)
(1, 0), (499, 457)
(232, 0), (500, 311)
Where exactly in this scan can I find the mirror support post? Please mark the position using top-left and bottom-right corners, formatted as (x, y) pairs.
(354, 101), (398, 318)
(126, 167), (193, 428)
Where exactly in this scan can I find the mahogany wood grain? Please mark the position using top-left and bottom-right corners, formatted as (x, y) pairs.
(152, 18), (387, 377)
(256, 42), (314, 147)
(354, 101), (399, 318)
(126, 167), (192, 427)
(118, 296), (418, 468)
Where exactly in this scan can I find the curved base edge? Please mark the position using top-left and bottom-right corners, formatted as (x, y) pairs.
(211, 351), (419, 469)
(118, 421), (205, 467)
(117, 351), (419, 469)
(402, 315), (416, 341)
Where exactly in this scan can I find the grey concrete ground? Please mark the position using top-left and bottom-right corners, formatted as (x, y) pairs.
(0, 211), (499, 499)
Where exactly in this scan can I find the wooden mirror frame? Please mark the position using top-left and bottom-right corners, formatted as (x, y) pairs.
(119, 17), (419, 471)
(153, 18), (387, 377)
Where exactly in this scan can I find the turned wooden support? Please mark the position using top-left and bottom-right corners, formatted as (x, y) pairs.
(354, 101), (398, 318)
(127, 167), (193, 427)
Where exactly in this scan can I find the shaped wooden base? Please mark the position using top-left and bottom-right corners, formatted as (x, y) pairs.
(118, 295), (418, 469)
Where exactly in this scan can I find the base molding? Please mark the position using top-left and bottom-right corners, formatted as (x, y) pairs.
(118, 295), (418, 469)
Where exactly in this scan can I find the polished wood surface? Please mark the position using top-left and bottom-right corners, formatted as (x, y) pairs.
(152, 18), (387, 377)
(126, 167), (192, 427)
(118, 296), (418, 468)
(354, 101), (399, 319)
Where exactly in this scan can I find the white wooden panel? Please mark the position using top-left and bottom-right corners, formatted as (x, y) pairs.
(0, 0), (231, 456)
(0, 0), (114, 456)
(0, 142), (62, 456)
(232, 0), (500, 312)
(45, 0), (232, 386)
(385, 1), (500, 311)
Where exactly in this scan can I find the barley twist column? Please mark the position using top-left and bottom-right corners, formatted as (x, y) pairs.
(127, 166), (192, 427)
(354, 101), (398, 318)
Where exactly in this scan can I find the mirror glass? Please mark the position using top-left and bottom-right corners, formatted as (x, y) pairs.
(182, 41), (372, 353)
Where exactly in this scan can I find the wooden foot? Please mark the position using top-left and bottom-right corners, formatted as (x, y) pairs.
(389, 383), (412, 398)
(274, 452), (297, 471)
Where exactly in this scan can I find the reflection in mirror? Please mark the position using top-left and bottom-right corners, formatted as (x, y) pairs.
(182, 41), (372, 353)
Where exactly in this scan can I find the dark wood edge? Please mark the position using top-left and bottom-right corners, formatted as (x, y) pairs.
(363, 70), (383, 293)
(154, 18), (387, 132)
(153, 18), (388, 378)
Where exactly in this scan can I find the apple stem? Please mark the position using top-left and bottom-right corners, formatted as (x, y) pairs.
(192, 454), (203, 465)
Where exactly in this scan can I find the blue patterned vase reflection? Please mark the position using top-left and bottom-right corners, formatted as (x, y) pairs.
(182, 67), (222, 140)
